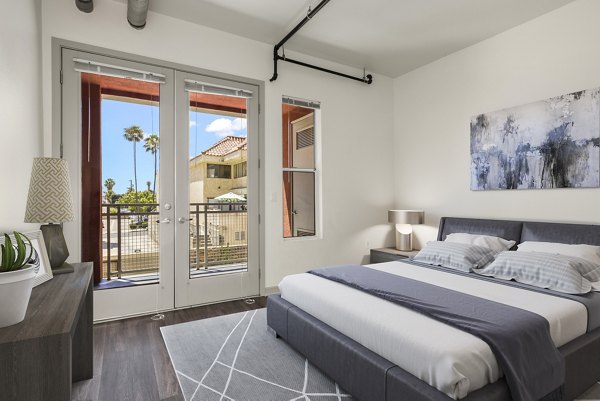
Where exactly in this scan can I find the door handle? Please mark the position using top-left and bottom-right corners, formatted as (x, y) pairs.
(156, 218), (172, 224)
(178, 217), (192, 224)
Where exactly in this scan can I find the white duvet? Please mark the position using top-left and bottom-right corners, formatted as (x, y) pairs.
(278, 261), (588, 399)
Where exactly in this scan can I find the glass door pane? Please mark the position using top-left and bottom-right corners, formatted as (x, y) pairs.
(174, 72), (259, 307)
(188, 92), (248, 277)
(80, 72), (163, 287)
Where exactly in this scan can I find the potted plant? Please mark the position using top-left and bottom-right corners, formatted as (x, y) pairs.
(0, 232), (36, 328)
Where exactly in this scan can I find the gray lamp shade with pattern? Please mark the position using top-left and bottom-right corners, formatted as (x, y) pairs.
(25, 158), (74, 223)
(24, 158), (75, 273)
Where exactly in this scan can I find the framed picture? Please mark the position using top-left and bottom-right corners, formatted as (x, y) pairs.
(0, 230), (53, 287)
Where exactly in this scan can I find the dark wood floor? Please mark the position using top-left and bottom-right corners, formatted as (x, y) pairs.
(72, 297), (267, 401)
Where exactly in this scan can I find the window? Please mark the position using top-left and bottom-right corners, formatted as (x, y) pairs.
(235, 231), (246, 241)
(282, 96), (320, 238)
(207, 164), (231, 178)
(234, 161), (247, 178)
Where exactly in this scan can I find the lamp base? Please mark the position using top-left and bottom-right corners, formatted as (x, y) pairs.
(395, 231), (412, 251)
(52, 262), (75, 275)
(40, 224), (71, 273)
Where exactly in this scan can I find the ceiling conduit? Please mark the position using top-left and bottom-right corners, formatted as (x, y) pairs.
(128, 0), (149, 29)
(75, 0), (93, 13)
(270, 0), (372, 85)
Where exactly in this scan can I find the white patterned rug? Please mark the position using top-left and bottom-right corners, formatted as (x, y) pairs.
(161, 309), (352, 401)
(161, 308), (600, 401)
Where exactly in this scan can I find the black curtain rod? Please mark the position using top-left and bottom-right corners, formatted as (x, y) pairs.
(269, 0), (373, 85)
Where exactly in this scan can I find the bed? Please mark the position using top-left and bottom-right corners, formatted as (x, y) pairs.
(266, 217), (600, 401)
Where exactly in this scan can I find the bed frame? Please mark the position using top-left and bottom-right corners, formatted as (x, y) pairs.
(267, 217), (600, 401)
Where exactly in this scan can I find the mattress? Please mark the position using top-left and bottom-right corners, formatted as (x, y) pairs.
(278, 261), (588, 399)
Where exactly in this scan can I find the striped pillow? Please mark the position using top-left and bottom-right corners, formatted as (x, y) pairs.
(474, 251), (600, 294)
(413, 241), (496, 272)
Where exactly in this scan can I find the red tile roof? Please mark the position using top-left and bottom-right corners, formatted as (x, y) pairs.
(202, 136), (247, 156)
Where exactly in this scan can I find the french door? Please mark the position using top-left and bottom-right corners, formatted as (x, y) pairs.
(174, 71), (259, 307)
(61, 49), (259, 320)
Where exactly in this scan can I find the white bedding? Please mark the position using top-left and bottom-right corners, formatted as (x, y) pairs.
(278, 261), (588, 399)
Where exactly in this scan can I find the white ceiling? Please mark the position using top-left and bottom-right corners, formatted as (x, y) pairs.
(113, 0), (575, 78)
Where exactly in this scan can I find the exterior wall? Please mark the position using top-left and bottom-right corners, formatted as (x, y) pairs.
(393, 0), (600, 247)
(189, 156), (248, 202)
(205, 177), (238, 199)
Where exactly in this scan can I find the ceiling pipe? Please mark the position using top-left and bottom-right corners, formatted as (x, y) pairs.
(75, 0), (93, 13)
(127, 0), (149, 30)
(270, 0), (372, 85)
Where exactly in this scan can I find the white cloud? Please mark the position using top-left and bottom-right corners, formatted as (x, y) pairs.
(205, 117), (247, 137)
(231, 118), (247, 131)
(190, 120), (197, 127)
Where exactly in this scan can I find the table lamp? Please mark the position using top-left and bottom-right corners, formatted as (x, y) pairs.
(388, 210), (424, 251)
(24, 158), (75, 274)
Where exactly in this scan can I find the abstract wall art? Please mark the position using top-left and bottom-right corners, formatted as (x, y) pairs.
(470, 88), (600, 191)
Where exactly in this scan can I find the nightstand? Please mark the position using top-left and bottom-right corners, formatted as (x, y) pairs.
(370, 248), (419, 264)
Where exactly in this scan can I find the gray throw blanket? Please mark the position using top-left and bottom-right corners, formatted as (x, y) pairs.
(309, 265), (564, 401)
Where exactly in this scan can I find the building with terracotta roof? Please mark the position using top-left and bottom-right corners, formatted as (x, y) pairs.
(189, 136), (248, 203)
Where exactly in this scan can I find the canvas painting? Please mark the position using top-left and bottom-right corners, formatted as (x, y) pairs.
(470, 88), (600, 190)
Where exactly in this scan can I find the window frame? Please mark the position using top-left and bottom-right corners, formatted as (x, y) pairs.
(234, 161), (247, 178)
(281, 98), (322, 240)
(206, 163), (232, 179)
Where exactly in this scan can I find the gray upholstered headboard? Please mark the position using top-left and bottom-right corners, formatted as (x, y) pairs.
(521, 221), (600, 246)
(437, 217), (523, 244)
(437, 217), (600, 247)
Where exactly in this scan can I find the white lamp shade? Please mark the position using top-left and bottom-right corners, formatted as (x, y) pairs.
(388, 210), (424, 225)
(24, 158), (74, 223)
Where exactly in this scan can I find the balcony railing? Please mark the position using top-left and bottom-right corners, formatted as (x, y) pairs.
(101, 202), (248, 281)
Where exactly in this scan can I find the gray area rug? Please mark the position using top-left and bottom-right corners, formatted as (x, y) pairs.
(161, 308), (600, 401)
(161, 309), (352, 401)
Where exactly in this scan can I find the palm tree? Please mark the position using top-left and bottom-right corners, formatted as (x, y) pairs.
(146, 180), (151, 191)
(104, 178), (115, 191)
(123, 126), (145, 196)
(104, 178), (116, 204)
(144, 134), (160, 201)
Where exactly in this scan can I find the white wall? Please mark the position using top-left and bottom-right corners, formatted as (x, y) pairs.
(0, 0), (42, 233)
(393, 0), (600, 247)
(41, 0), (395, 288)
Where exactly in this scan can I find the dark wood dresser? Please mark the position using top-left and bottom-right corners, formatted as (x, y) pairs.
(0, 262), (93, 401)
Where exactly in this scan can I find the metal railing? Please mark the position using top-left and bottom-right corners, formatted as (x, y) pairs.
(188, 202), (248, 271)
(101, 202), (248, 280)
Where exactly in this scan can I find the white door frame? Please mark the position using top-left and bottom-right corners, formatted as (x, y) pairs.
(53, 39), (265, 321)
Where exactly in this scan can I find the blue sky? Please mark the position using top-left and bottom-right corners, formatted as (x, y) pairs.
(102, 99), (247, 193)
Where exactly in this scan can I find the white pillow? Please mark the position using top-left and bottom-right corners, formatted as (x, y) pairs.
(517, 241), (600, 266)
(445, 233), (516, 253)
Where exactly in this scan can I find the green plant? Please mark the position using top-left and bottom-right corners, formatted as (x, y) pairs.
(143, 134), (159, 202)
(0, 232), (33, 273)
(129, 221), (148, 230)
(117, 190), (157, 213)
